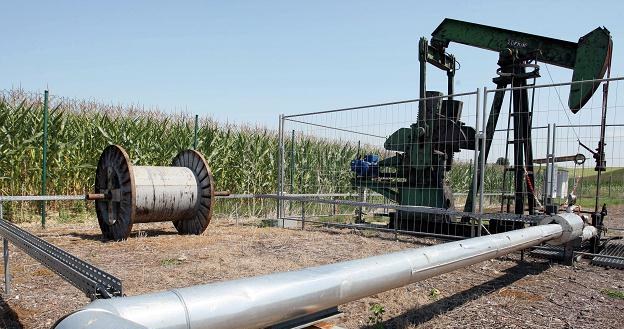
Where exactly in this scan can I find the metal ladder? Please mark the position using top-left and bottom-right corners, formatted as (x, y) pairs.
(500, 94), (516, 213)
(499, 80), (537, 214)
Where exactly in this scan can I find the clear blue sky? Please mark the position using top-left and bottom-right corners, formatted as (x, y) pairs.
(2, 1), (623, 127)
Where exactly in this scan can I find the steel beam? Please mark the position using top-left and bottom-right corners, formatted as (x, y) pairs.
(0, 218), (122, 300)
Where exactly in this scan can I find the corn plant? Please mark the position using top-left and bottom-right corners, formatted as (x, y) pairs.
(0, 89), (375, 220)
(2, 88), (567, 222)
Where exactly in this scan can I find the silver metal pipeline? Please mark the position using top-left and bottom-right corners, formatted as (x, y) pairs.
(55, 214), (592, 329)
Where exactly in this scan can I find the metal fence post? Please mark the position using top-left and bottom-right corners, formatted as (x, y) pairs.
(2, 237), (7, 296)
(301, 198), (305, 230)
(300, 173), (304, 230)
(41, 90), (49, 229)
(277, 114), (285, 226)
(290, 130), (295, 193)
(1, 203), (9, 296)
(356, 141), (363, 223)
(544, 124), (552, 207)
(193, 114), (199, 149)
(478, 88), (487, 236)
(472, 88), (481, 237)
(550, 124), (557, 205)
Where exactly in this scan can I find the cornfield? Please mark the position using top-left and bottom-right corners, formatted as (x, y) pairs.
(1, 88), (579, 222)
(0, 89), (368, 221)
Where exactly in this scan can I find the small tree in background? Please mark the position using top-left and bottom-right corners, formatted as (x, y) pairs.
(496, 157), (509, 166)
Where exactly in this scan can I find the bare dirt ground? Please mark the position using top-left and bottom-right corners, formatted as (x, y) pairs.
(0, 209), (623, 329)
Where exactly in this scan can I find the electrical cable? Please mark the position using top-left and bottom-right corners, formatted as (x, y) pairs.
(543, 63), (581, 143)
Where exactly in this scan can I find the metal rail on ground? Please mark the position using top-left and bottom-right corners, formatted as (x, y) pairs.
(222, 193), (543, 240)
(281, 216), (466, 240)
(0, 195), (87, 202)
(0, 192), (542, 242)
(0, 203), (122, 300)
(255, 193), (547, 223)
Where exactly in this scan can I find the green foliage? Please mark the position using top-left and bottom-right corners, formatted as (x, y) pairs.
(429, 287), (441, 299)
(0, 89), (367, 220)
(601, 289), (624, 299)
(160, 258), (182, 267)
(569, 168), (624, 205)
(495, 157), (509, 166)
(447, 162), (474, 193)
(367, 303), (385, 328)
(3, 89), (620, 222)
(58, 209), (72, 223)
(447, 162), (513, 194)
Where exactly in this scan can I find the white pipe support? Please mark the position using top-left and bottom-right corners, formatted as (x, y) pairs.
(581, 225), (598, 241)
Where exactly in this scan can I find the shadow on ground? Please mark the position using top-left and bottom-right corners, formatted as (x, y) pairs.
(68, 228), (179, 241)
(369, 261), (549, 328)
(309, 225), (449, 247)
(0, 294), (22, 329)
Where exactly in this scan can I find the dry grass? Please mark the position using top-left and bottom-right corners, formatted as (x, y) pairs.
(0, 213), (623, 328)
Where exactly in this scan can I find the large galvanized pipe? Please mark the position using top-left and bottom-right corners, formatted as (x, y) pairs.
(55, 213), (592, 329)
(94, 145), (215, 240)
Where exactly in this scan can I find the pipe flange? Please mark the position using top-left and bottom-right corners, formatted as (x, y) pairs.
(94, 145), (136, 241)
(539, 212), (584, 245)
(171, 150), (215, 235)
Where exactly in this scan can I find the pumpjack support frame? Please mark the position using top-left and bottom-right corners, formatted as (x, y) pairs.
(351, 18), (613, 238)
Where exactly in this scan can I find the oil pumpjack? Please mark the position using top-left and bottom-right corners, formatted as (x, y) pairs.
(351, 19), (612, 238)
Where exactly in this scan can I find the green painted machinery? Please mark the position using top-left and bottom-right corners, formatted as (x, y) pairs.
(352, 18), (612, 236)
(352, 92), (477, 227)
(430, 18), (612, 113)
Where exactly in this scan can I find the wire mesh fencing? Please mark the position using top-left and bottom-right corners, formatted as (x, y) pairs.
(482, 77), (624, 219)
(277, 76), (624, 238)
(277, 90), (481, 237)
(0, 88), (281, 222)
(3, 76), (624, 234)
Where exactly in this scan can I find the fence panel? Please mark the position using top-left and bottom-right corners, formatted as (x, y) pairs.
(279, 91), (481, 237)
(482, 77), (624, 215)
